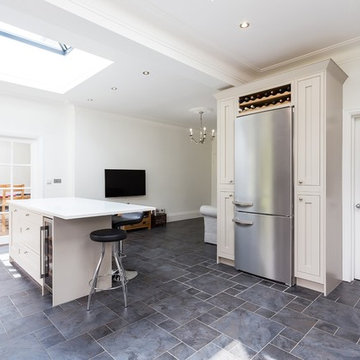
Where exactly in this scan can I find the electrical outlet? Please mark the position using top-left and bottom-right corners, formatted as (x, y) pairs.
(53, 178), (62, 184)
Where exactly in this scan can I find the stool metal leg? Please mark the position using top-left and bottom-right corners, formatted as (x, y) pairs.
(113, 242), (128, 308)
(87, 242), (105, 311)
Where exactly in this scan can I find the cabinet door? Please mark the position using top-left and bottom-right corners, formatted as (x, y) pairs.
(296, 75), (321, 187)
(295, 194), (322, 283)
(218, 99), (236, 185)
(218, 191), (235, 260)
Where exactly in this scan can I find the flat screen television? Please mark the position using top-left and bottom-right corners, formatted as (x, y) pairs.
(105, 169), (146, 197)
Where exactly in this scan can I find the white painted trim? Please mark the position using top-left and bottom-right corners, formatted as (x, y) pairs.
(167, 210), (201, 223)
(342, 109), (360, 281)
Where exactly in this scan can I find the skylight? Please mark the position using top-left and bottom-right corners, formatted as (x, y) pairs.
(0, 21), (113, 94)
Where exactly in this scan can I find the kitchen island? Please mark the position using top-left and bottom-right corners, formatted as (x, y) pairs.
(8, 197), (155, 306)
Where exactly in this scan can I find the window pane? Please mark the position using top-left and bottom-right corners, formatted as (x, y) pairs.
(13, 142), (31, 164)
(0, 166), (10, 184)
(0, 212), (9, 237)
(13, 166), (31, 187)
(0, 141), (11, 163)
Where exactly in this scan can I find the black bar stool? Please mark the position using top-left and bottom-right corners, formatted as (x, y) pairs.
(87, 228), (128, 311)
(112, 212), (145, 280)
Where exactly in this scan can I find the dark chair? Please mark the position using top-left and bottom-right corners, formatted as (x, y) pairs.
(87, 228), (128, 311)
(111, 212), (145, 281)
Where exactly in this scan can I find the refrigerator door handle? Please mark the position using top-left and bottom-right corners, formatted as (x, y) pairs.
(232, 218), (253, 226)
(232, 201), (253, 207)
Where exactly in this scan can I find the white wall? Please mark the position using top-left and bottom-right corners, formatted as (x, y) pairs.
(74, 107), (212, 221)
(0, 95), (74, 198)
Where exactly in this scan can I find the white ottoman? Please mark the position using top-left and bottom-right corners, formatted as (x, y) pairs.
(200, 205), (217, 245)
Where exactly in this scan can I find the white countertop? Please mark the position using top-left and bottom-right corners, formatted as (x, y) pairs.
(8, 197), (155, 220)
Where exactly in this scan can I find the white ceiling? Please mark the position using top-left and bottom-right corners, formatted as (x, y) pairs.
(1, 0), (360, 129)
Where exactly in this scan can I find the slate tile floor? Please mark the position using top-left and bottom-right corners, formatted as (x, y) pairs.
(1, 219), (360, 359)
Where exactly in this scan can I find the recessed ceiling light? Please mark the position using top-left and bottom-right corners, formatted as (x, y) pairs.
(111, 87), (118, 91)
(87, 98), (93, 101)
(142, 71), (150, 75)
(239, 21), (250, 29)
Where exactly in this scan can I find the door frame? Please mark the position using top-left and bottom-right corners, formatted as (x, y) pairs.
(343, 110), (360, 281)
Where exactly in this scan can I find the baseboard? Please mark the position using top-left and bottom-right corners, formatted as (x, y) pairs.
(167, 211), (202, 222)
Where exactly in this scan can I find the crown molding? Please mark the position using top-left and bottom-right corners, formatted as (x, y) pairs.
(44, 0), (256, 86)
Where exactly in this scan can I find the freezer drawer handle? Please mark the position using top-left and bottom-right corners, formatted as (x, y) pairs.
(232, 218), (253, 226)
(232, 201), (253, 207)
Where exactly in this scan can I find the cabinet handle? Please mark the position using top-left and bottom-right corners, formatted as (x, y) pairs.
(25, 227), (30, 231)
(25, 213), (30, 217)
(14, 209), (17, 213)
(233, 218), (253, 226)
(299, 197), (303, 201)
(229, 180), (233, 183)
(24, 251), (28, 254)
(232, 201), (253, 207)
(298, 180), (303, 184)
(229, 194), (233, 198)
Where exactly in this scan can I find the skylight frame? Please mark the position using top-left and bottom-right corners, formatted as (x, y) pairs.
(0, 30), (73, 56)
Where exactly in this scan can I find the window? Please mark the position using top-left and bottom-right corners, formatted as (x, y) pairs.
(0, 21), (113, 94)
(0, 138), (32, 240)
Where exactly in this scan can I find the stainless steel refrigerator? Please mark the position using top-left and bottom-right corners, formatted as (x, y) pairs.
(234, 106), (293, 285)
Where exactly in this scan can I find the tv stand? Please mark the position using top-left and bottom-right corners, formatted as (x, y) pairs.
(122, 211), (151, 231)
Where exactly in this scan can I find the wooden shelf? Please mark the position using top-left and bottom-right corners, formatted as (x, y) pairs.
(240, 91), (291, 107)
(238, 101), (292, 116)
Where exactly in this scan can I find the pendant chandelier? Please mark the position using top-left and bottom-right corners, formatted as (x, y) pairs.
(189, 108), (215, 144)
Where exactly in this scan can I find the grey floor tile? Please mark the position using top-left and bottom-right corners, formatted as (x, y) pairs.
(106, 317), (129, 332)
(147, 311), (168, 325)
(212, 307), (284, 352)
(186, 265), (210, 276)
(304, 297), (360, 334)
(335, 327), (360, 343)
(196, 312), (218, 325)
(314, 320), (338, 334)
(292, 328), (360, 360)
(2, 312), (51, 339)
(107, 300), (154, 324)
(186, 274), (235, 295)
(99, 319), (179, 360)
(241, 301), (260, 312)
(155, 353), (177, 360)
(172, 254), (206, 266)
(272, 307), (317, 334)
(256, 307), (276, 318)
(285, 285), (320, 301)
(272, 283), (289, 292)
(88, 325), (113, 340)
(33, 324), (61, 341)
(40, 332), (66, 348)
(224, 288), (239, 296)
(47, 333), (103, 360)
(169, 342), (195, 360)
(239, 284), (294, 312)
(231, 273), (262, 287)
(188, 342), (252, 360)
(186, 288), (200, 296)
(327, 282), (360, 307)
(271, 335), (297, 352)
(208, 307), (227, 319)
(91, 352), (114, 360)
(195, 291), (212, 300)
(171, 319), (220, 351)
(159, 319), (180, 332)
(207, 292), (244, 312)
(0, 302), (22, 322)
(280, 327), (304, 343)
(208, 263), (240, 276)
(0, 333), (50, 360)
(47, 304), (118, 339)
(253, 344), (299, 360)
(151, 292), (213, 324)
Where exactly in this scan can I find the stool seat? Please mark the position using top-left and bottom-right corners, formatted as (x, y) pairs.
(112, 212), (144, 228)
(90, 229), (127, 242)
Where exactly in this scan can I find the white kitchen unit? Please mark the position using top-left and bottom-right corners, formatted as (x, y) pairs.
(9, 197), (154, 306)
(215, 59), (347, 295)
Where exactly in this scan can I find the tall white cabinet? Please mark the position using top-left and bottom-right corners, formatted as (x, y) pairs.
(215, 59), (347, 295)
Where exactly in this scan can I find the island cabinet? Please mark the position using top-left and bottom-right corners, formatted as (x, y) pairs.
(8, 198), (155, 306)
(215, 59), (347, 295)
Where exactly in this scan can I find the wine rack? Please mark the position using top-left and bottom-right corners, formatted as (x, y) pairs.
(239, 84), (291, 114)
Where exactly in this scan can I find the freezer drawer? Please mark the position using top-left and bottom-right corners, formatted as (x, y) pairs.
(234, 212), (293, 285)
(234, 107), (293, 216)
